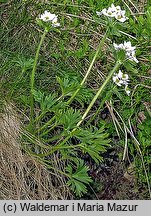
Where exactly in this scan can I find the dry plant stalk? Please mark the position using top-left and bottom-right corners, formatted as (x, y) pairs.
(0, 103), (70, 200)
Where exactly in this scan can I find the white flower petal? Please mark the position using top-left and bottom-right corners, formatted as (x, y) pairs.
(126, 50), (139, 63)
(113, 43), (120, 50)
(122, 73), (129, 81)
(115, 6), (121, 11)
(52, 22), (60, 27)
(118, 80), (124, 86)
(117, 70), (123, 79)
(113, 75), (124, 86)
(113, 43), (124, 50)
(115, 16), (128, 22)
(113, 41), (138, 63)
(111, 3), (116, 9)
(106, 8), (116, 17)
(101, 8), (108, 16)
(39, 11), (60, 27)
(123, 81), (129, 86)
(112, 75), (118, 82)
(39, 11), (57, 22)
(125, 86), (130, 95)
(99, 4), (128, 22)
(115, 11), (128, 23)
(96, 11), (102, 16)
(133, 57), (139, 63)
(123, 41), (135, 52)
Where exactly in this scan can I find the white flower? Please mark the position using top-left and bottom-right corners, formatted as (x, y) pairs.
(117, 70), (123, 79)
(99, 7), (116, 17)
(113, 75), (124, 86)
(113, 70), (129, 85)
(115, 10), (128, 22)
(123, 41), (136, 52)
(117, 70), (129, 81)
(115, 5), (121, 11)
(126, 50), (139, 63)
(52, 22), (60, 27)
(113, 70), (130, 95)
(103, 5), (117, 17)
(96, 4), (128, 22)
(113, 41), (139, 63)
(125, 85), (130, 96)
(122, 73), (129, 81)
(107, 4), (121, 17)
(110, 4), (122, 15)
(113, 41), (135, 52)
(51, 17), (60, 27)
(113, 43), (124, 50)
(39, 11), (57, 22)
(39, 11), (60, 27)
(96, 11), (102, 16)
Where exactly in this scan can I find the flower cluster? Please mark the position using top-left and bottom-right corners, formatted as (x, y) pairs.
(113, 70), (130, 95)
(113, 41), (139, 63)
(96, 4), (128, 22)
(39, 11), (60, 27)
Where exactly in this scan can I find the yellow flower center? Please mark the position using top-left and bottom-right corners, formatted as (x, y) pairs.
(117, 15), (123, 19)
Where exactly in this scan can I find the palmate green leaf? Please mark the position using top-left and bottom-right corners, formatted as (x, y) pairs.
(13, 56), (34, 71)
(59, 147), (77, 161)
(81, 145), (104, 164)
(67, 159), (91, 184)
(123, 60), (138, 74)
(32, 89), (44, 103)
(32, 89), (57, 112)
(76, 87), (94, 106)
(56, 76), (79, 96)
(66, 159), (92, 197)
(75, 127), (110, 146)
(57, 108), (81, 131)
(67, 179), (87, 197)
(57, 76), (93, 106)
(41, 93), (57, 112)
(74, 127), (110, 164)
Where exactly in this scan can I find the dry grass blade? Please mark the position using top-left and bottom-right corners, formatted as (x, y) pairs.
(0, 103), (71, 199)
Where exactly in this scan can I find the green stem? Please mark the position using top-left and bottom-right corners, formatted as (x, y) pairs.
(54, 60), (122, 149)
(44, 132), (64, 142)
(76, 60), (122, 127)
(66, 28), (109, 105)
(37, 115), (56, 133)
(30, 29), (47, 126)
(85, 86), (115, 126)
(29, 143), (82, 157)
(40, 123), (57, 137)
(34, 112), (46, 123)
